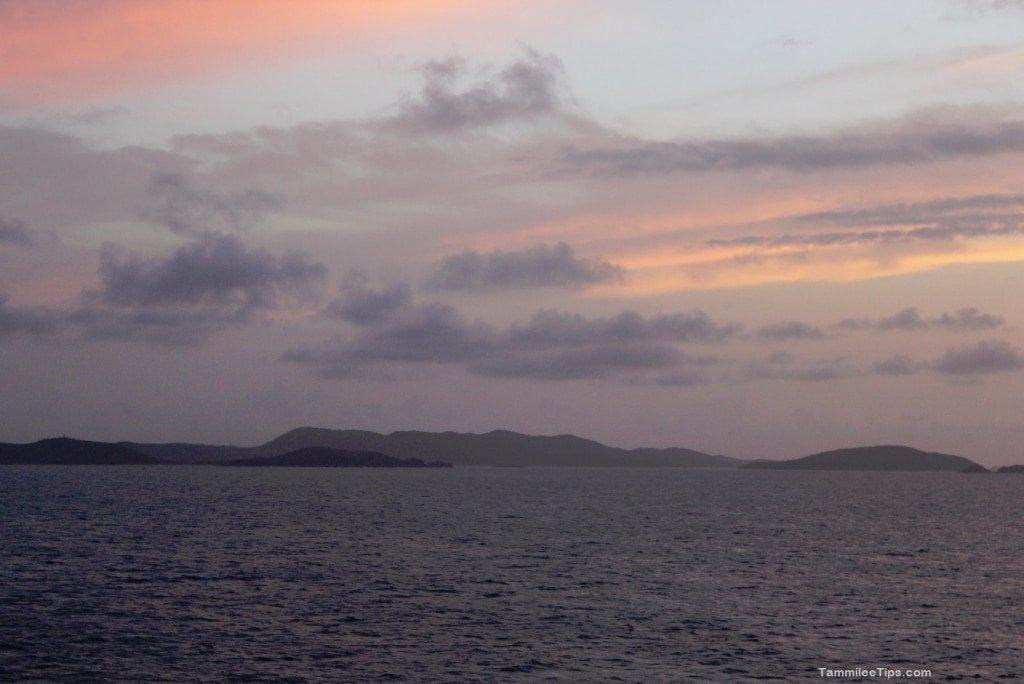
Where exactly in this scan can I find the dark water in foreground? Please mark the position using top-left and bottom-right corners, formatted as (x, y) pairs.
(1, 467), (1022, 681)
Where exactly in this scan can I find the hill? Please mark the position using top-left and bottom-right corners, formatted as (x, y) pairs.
(0, 438), (164, 465)
(996, 465), (1024, 473)
(119, 441), (253, 464)
(252, 427), (741, 468)
(742, 445), (983, 472)
(224, 447), (451, 468)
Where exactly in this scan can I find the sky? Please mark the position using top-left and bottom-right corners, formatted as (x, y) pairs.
(2, 0), (1024, 464)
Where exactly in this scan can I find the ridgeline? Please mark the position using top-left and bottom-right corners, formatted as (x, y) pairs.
(0, 431), (1006, 472)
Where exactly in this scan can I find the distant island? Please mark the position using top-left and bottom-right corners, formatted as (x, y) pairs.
(0, 431), (1015, 472)
(0, 438), (164, 465)
(743, 445), (985, 473)
(224, 447), (452, 468)
(124, 427), (742, 468)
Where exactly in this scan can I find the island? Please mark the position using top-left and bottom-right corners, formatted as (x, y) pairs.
(742, 445), (985, 472)
(137, 427), (741, 468)
(4, 428), (738, 468)
(2, 432), (1004, 472)
(223, 447), (452, 468)
(0, 437), (164, 465)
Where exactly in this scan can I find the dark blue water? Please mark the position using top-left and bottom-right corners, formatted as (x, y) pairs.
(1, 466), (1022, 681)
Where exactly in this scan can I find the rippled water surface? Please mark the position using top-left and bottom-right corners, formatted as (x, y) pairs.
(2, 466), (1023, 681)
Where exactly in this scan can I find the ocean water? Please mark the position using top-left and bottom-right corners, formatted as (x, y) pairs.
(1, 466), (1022, 681)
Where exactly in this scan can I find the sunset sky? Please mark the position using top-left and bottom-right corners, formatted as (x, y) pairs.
(3, 0), (1024, 464)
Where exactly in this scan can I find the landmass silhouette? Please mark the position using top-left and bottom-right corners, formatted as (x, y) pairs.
(120, 427), (741, 467)
(0, 429), (1013, 471)
(0, 437), (164, 465)
(743, 445), (986, 472)
(224, 446), (452, 468)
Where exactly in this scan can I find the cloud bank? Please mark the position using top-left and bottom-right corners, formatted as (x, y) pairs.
(286, 298), (740, 382)
(837, 307), (1004, 332)
(387, 50), (567, 134)
(0, 217), (34, 247)
(933, 340), (1024, 375)
(427, 242), (622, 292)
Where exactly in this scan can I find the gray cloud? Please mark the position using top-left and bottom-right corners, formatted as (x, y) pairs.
(0, 295), (235, 348)
(706, 192), (1024, 250)
(387, 49), (565, 134)
(470, 343), (680, 380)
(565, 118), (1024, 176)
(707, 216), (1024, 249)
(350, 303), (497, 364)
(0, 295), (60, 336)
(836, 314), (887, 330)
(507, 309), (740, 347)
(66, 306), (243, 348)
(144, 172), (282, 235)
(0, 216), (34, 247)
(324, 274), (413, 326)
(739, 351), (850, 382)
(1, 234), (331, 347)
(933, 340), (1024, 375)
(93, 233), (325, 310)
(756, 321), (825, 340)
(1, 230), (326, 347)
(292, 303), (497, 374)
(427, 242), (622, 292)
(286, 299), (740, 381)
(836, 306), (1004, 332)
(935, 307), (1005, 330)
(877, 308), (928, 331)
(872, 354), (921, 376)
(793, 192), (1024, 228)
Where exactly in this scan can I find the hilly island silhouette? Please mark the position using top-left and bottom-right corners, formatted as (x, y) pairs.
(0, 428), (1016, 472)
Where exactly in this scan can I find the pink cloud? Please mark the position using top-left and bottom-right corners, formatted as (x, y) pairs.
(0, 0), (469, 104)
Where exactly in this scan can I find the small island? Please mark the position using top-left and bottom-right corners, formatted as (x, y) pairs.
(0, 438), (452, 468)
(223, 447), (452, 468)
(0, 438), (164, 465)
(3, 433), (1015, 473)
(742, 445), (986, 472)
